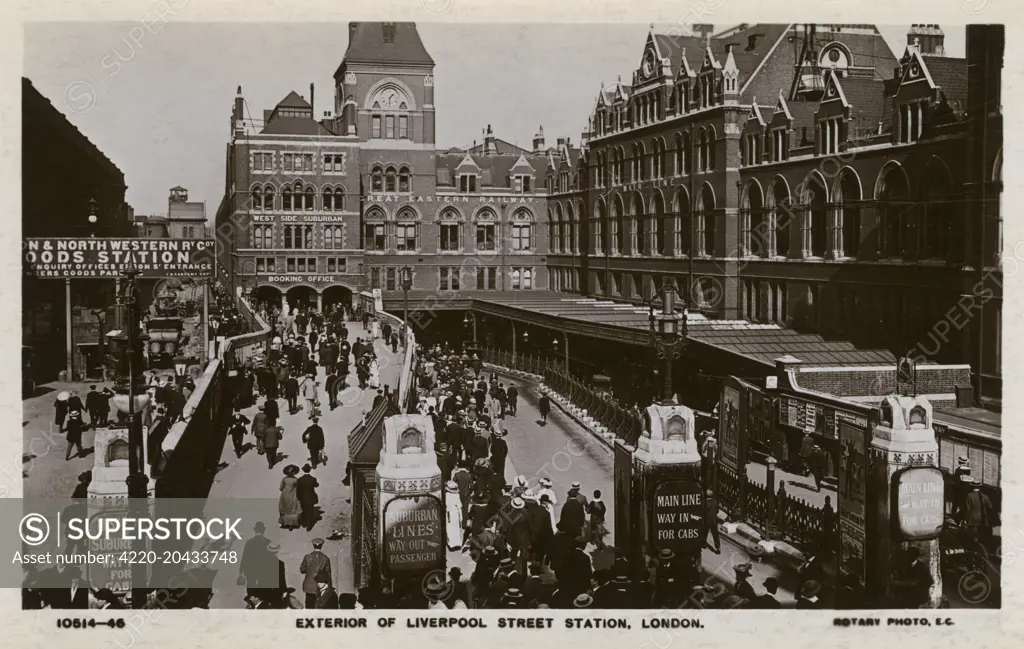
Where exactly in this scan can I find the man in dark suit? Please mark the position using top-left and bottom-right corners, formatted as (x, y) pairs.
(314, 578), (339, 609)
(264, 396), (279, 427)
(285, 374), (299, 414)
(239, 522), (274, 601)
(749, 577), (783, 608)
(300, 538), (333, 609)
(303, 417), (325, 469)
(41, 565), (89, 609)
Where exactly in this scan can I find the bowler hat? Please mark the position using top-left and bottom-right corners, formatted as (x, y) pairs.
(734, 563), (752, 575)
(253, 522), (266, 533)
(658, 548), (675, 562)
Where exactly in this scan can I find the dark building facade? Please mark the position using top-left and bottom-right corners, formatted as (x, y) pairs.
(547, 24), (1002, 410)
(22, 78), (134, 382)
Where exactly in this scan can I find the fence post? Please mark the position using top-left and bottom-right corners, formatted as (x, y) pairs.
(765, 456), (777, 543)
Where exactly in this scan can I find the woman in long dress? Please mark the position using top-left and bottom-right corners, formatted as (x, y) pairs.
(279, 472), (301, 530)
(445, 481), (464, 551)
(371, 318), (381, 340)
(368, 356), (381, 390)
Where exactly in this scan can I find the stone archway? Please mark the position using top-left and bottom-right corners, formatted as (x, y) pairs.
(285, 285), (318, 314)
(254, 285), (283, 309)
(322, 285), (354, 314)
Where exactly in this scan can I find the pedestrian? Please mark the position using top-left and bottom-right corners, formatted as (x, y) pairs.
(264, 395), (279, 427)
(299, 538), (332, 609)
(734, 563), (756, 600)
(445, 481), (464, 551)
(238, 522), (273, 602)
(300, 374), (318, 419)
(229, 408), (250, 458)
(963, 477), (994, 541)
(453, 463), (473, 521)
(64, 398), (84, 461)
(279, 465), (301, 530)
(749, 577), (782, 608)
(325, 371), (339, 410)
(285, 373), (299, 414)
(588, 490), (608, 550)
(704, 489), (721, 553)
(527, 493), (554, 566)
(701, 433), (718, 487)
(85, 385), (103, 428)
(54, 392), (69, 432)
(390, 332), (399, 354)
(489, 428), (509, 486)
(506, 382), (519, 416)
(302, 416), (325, 469)
(252, 404), (268, 456)
(508, 497), (532, 575)
(262, 424), (282, 469)
(314, 578), (338, 609)
(296, 465), (320, 531)
(559, 486), (586, 539)
(538, 393), (551, 425)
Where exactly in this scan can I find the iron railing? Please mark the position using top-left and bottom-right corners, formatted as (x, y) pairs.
(476, 345), (644, 447)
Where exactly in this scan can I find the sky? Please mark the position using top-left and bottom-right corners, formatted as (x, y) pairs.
(23, 23), (966, 219)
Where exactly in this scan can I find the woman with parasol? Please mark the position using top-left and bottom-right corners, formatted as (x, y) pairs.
(279, 465), (302, 530)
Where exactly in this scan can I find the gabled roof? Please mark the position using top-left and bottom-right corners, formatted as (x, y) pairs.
(654, 24), (791, 93)
(260, 117), (335, 136)
(341, 22), (434, 67)
(277, 90), (310, 109)
(921, 55), (968, 106)
(835, 75), (888, 134)
(746, 101), (770, 125)
(466, 138), (533, 156)
(434, 151), (551, 188)
(773, 91), (793, 120)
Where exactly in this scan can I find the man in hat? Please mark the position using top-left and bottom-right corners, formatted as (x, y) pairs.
(314, 577), (339, 609)
(301, 416), (325, 469)
(261, 422), (281, 469)
(890, 546), (932, 608)
(284, 371), (299, 415)
(963, 476), (995, 540)
(796, 579), (822, 609)
(700, 432), (718, 486)
(468, 425), (489, 463)
(239, 522), (273, 601)
(704, 489), (721, 553)
(489, 428), (509, 486)
(507, 496), (532, 575)
(228, 407), (250, 459)
(538, 392), (551, 425)
(559, 484), (586, 539)
(733, 563), (756, 600)
(506, 382), (519, 417)
(750, 577), (782, 608)
(324, 369), (339, 410)
(442, 567), (470, 608)
(299, 538), (332, 609)
(264, 395), (279, 427)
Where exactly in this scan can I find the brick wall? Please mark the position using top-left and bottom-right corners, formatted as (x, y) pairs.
(795, 365), (971, 398)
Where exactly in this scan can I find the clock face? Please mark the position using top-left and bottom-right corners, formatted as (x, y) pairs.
(643, 51), (655, 77)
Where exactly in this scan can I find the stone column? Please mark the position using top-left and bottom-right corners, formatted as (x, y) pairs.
(868, 395), (943, 607)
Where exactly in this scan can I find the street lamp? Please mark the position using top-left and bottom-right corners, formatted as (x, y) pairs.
(463, 312), (478, 346)
(648, 277), (687, 404)
(87, 198), (98, 226)
(173, 355), (188, 382)
(401, 266), (413, 333)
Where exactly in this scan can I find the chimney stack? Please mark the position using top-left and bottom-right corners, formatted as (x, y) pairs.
(233, 86), (244, 139)
(557, 137), (567, 148)
(484, 124), (495, 154)
(693, 24), (714, 40)
(907, 24), (945, 56)
(310, 83), (315, 114)
(532, 126), (546, 154)
(349, 22), (359, 42)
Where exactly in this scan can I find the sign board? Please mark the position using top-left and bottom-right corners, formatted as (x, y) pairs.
(651, 480), (704, 554)
(23, 238), (215, 279)
(893, 467), (945, 540)
(382, 495), (444, 575)
(838, 419), (868, 584)
(719, 386), (740, 472)
(85, 504), (146, 593)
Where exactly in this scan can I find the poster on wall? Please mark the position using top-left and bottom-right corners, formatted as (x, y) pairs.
(838, 418), (868, 583)
(719, 385), (740, 472)
(382, 495), (444, 576)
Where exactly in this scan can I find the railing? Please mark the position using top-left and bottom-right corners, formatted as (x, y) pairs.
(376, 311), (417, 414)
(476, 345), (645, 447)
(717, 463), (832, 553)
(153, 295), (271, 497)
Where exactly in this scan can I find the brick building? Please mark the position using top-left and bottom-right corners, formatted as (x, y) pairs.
(548, 24), (1002, 410)
(22, 77), (135, 382)
(218, 22), (553, 314)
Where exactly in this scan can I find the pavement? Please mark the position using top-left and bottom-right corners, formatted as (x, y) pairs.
(206, 324), (402, 609)
(746, 460), (837, 509)
(22, 380), (118, 499)
(465, 366), (800, 606)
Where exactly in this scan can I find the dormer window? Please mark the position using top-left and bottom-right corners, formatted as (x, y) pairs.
(513, 174), (532, 193)
(819, 118), (843, 155)
(899, 101), (925, 144)
(382, 22), (396, 44)
(459, 174), (477, 192)
(770, 127), (789, 162)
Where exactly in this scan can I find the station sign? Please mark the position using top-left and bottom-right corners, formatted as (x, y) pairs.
(651, 479), (704, 554)
(23, 238), (215, 279)
(382, 495), (444, 576)
(892, 467), (945, 540)
(265, 275), (347, 285)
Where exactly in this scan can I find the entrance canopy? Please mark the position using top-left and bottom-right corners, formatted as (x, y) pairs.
(469, 291), (896, 369)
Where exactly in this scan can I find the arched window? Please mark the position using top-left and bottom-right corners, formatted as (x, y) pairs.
(696, 184), (716, 256)
(371, 166), (384, 193)
(282, 186), (293, 211)
(368, 83), (412, 141)
(304, 186), (315, 211)
(475, 208), (497, 252)
(439, 207), (462, 251)
(399, 166), (411, 193)
(322, 187), (333, 211)
(550, 207), (560, 252)
(251, 185), (263, 210)
(263, 184), (275, 210)
(511, 208), (533, 251)
(385, 166), (397, 193)
(707, 127), (717, 170)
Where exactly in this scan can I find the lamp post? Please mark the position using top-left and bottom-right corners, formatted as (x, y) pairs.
(173, 355), (188, 385)
(463, 312), (478, 346)
(648, 277), (687, 404)
(401, 266), (413, 333)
